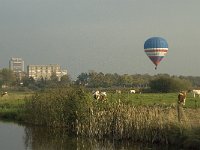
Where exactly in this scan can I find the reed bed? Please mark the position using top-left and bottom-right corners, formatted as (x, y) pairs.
(23, 86), (200, 145)
(77, 102), (188, 144)
(24, 86), (92, 129)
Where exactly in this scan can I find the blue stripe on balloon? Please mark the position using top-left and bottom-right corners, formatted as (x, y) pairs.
(144, 37), (168, 49)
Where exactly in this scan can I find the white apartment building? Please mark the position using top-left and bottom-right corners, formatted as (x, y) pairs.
(9, 57), (25, 80)
(27, 64), (67, 81)
(9, 57), (24, 72)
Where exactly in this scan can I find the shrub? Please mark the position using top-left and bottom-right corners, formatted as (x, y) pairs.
(149, 77), (192, 92)
(24, 85), (92, 131)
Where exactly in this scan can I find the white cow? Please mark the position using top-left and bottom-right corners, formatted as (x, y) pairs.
(130, 90), (136, 94)
(100, 92), (107, 100)
(116, 90), (122, 94)
(93, 91), (107, 101)
(192, 90), (200, 98)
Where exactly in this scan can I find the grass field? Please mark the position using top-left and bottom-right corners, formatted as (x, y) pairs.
(0, 91), (200, 121)
(107, 92), (200, 126)
(1, 91), (199, 105)
(0, 91), (33, 120)
(107, 92), (200, 108)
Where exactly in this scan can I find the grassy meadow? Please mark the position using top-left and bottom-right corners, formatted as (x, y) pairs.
(107, 91), (200, 108)
(0, 91), (33, 120)
(0, 90), (200, 121)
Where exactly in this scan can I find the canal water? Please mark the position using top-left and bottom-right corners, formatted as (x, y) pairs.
(0, 121), (178, 150)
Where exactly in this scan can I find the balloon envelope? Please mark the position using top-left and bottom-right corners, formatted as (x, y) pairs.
(144, 37), (168, 68)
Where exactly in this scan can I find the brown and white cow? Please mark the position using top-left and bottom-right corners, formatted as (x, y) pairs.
(178, 91), (187, 105)
(1, 91), (8, 97)
(93, 90), (100, 100)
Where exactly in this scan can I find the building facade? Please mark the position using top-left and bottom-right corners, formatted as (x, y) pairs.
(27, 64), (67, 81)
(9, 57), (25, 80)
(9, 57), (24, 72)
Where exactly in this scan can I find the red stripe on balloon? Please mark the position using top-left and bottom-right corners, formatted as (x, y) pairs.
(145, 49), (168, 52)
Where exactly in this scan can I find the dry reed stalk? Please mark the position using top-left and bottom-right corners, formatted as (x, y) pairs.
(26, 90), (197, 144)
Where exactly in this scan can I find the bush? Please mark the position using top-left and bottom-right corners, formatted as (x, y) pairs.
(149, 77), (192, 92)
(24, 85), (92, 131)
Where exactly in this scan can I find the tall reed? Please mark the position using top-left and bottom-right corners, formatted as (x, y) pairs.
(24, 87), (198, 144)
(24, 86), (92, 132)
(77, 101), (188, 144)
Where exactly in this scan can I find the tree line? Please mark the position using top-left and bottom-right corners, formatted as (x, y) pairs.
(0, 68), (199, 92)
(76, 71), (196, 92)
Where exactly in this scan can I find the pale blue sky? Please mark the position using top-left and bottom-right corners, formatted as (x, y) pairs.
(0, 0), (200, 79)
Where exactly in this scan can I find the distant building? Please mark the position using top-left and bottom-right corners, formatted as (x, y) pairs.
(9, 57), (24, 72)
(27, 64), (67, 81)
(9, 57), (25, 80)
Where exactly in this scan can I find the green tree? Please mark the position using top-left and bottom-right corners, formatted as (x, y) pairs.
(104, 73), (114, 87)
(0, 68), (16, 86)
(50, 72), (59, 82)
(149, 76), (192, 92)
(120, 74), (133, 87)
(76, 72), (89, 85)
(21, 76), (35, 86)
(60, 75), (71, 85)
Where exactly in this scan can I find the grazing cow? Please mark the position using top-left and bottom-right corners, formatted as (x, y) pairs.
(93, 91), (107, 101)
(130, 90), (136, 94)
(191, 90), (200, 98)
(178, 91), (187, 105)
(93, 90), (100, 100)
(116, 90), (121, 94)
(100, 92), (107, 101)
(1, 91), (8, 97)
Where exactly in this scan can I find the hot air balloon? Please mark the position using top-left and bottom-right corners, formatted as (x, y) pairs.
(144, 37), (168, 70)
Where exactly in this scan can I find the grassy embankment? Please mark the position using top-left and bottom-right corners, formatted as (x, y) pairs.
(0, 88), (200, 149)
(0, 92), (32, 121)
